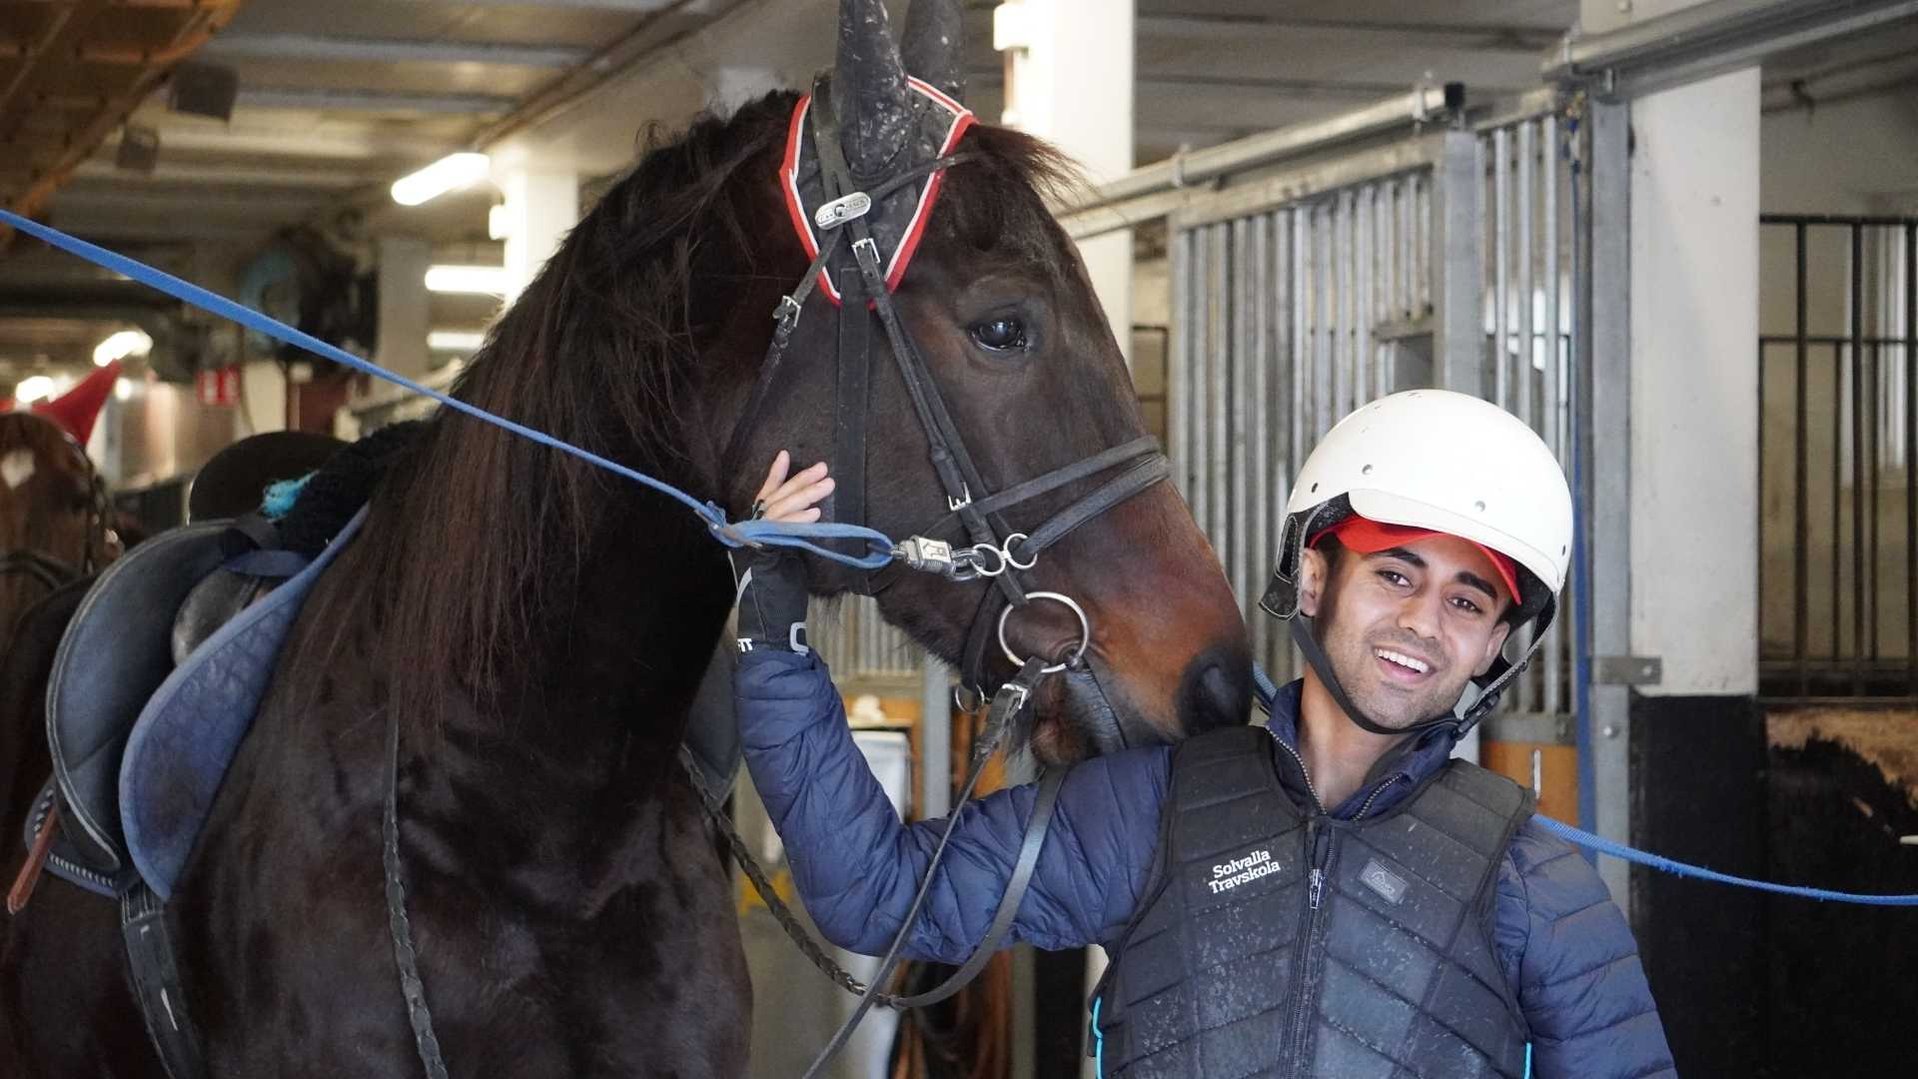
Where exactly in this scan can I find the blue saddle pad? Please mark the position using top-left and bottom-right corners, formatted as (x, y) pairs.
(120, 508), (366, 900)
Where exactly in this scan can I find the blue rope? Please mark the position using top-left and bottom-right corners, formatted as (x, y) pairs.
(1533, 816), (1918, 906)
(0, 208), (894, 571)
(1255, 664), (1918, 907)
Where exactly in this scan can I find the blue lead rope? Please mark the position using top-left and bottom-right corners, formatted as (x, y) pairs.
(1531, 816), (1918, 906)
(10, 209), (1915, 909)
(1250, 666), (1918, 906)
(0, 208), (894, 571)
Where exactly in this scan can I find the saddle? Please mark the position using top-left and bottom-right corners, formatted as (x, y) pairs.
(23, 512), (363, 902)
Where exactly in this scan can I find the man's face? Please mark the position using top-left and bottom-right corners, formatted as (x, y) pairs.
(1298, 533), (1514, 731)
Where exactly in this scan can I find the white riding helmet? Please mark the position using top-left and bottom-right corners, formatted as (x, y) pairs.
(1260, 389), (1575, 733)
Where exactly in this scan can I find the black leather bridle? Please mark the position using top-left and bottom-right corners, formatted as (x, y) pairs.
(722, 73), (1171, 703)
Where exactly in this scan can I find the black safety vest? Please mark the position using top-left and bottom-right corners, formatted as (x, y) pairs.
(1091, 725), (1534, 1078)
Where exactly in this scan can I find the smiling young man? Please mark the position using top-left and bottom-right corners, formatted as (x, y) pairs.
(732, 390), (1674, 1077)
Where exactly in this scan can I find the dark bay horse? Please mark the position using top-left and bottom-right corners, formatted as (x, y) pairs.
(0, 411), (109, 651)
(1, 1), (1249, 1073)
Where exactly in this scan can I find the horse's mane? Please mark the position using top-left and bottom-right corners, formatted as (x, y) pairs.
(319, 90), (1081, 725)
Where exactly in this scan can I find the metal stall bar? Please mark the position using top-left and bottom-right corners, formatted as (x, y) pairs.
(1541, 0), (1918, 97)
(1059, 85), (1462, 241)
(1276, 207), (1300, 682)
(1208, 223), (1230, 554)
(1852, 223), (1866, 694)
(1908, 221), (1916, 696)
(1493, 125), (1512, 413)
(1543, 114), (1564, 716)
(1249, 212), (1272, 667)
(1795, 222), (1810, 695)
(1231, 216), (1252, 622)
(1434, 131), (1484, 396)
(1336, 190), (1354, 419)
(1169, 228), (1193, 502)
(1584, 99), (1633, 906)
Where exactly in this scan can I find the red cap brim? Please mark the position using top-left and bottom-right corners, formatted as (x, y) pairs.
(1310, 514), (1521, 606)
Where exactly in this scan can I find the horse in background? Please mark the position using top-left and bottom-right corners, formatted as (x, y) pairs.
(0, 410), (112, 651)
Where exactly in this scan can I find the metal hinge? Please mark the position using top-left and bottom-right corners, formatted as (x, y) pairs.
(1593, 655), (1662, 685)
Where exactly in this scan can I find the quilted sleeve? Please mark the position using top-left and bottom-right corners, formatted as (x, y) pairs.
(1496, 820), (1677, 1079)
(735, 647), (1168, 964)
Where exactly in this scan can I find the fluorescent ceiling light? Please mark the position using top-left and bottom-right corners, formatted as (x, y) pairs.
(424, 264), (507, 295)
(14, 376), (55, 404)
(94, 328), (153, 367)
(391, 152), (490, 207)
(428, 330), (487, 351)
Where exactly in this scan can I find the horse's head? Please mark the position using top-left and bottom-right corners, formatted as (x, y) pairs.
(345, 0), (1245, 759)
(0, 411), (107, 636)
(720, 0), (1251, 765)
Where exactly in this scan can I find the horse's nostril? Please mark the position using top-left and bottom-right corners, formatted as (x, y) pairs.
(1186, 651), (1253, 733)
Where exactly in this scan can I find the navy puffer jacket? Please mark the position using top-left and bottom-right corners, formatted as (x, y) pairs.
(738, 649), (1675, 1078)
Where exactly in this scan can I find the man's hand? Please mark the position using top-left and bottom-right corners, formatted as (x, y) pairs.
(733, 451), (834, 653)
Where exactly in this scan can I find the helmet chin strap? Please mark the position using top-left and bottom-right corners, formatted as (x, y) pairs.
(1287, 616), (1456, 738)
(1285, 611), (1552, 740)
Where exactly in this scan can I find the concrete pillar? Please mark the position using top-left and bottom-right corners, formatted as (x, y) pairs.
(1629, 67), (1760, 698)
(995, 0), (1135, 360)
(374, 236), (433, 381)
(240, 361), (287, 434)
(495, 163), (580, 301)
(1617, 67), (1761, 940)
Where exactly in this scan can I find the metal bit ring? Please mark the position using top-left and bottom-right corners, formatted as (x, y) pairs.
(997, 592), (1091, 676)
(1002, 532), (1038, 571)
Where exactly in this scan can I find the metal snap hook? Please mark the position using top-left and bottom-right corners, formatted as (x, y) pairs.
(1002, 532), (1038, 571)
(967, 543), (1008, 577)
(997, 591), (1091, 676)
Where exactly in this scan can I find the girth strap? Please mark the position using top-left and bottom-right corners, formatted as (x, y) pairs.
(122, 883), (208, 1079)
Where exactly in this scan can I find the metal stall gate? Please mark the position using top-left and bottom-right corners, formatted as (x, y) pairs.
(1758, 214), (1916, 699)
(1167, 134), (1448, 689)
(1155, 97), (1585, 806)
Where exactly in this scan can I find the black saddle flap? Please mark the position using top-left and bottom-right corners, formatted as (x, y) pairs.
(46, 522), (232, 872)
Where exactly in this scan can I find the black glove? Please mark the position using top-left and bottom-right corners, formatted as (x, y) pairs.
(731, 545), (811, 654)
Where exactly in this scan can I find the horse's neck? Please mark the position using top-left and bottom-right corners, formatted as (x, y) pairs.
(380, 489), (734, 781)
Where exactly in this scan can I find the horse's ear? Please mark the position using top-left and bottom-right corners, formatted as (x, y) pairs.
(901, 0), (965, 104)
(832, 0), (912, 176)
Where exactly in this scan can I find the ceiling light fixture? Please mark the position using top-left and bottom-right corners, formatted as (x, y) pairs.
(423, 264), (507, 295)
(13, 376), (55, 404)
(392, 152), (491, 207)
(93, 328), (153, 367)
(427, 330), (487, 351)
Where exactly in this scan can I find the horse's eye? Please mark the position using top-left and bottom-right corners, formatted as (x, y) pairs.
(970, 317), (1028, 353)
